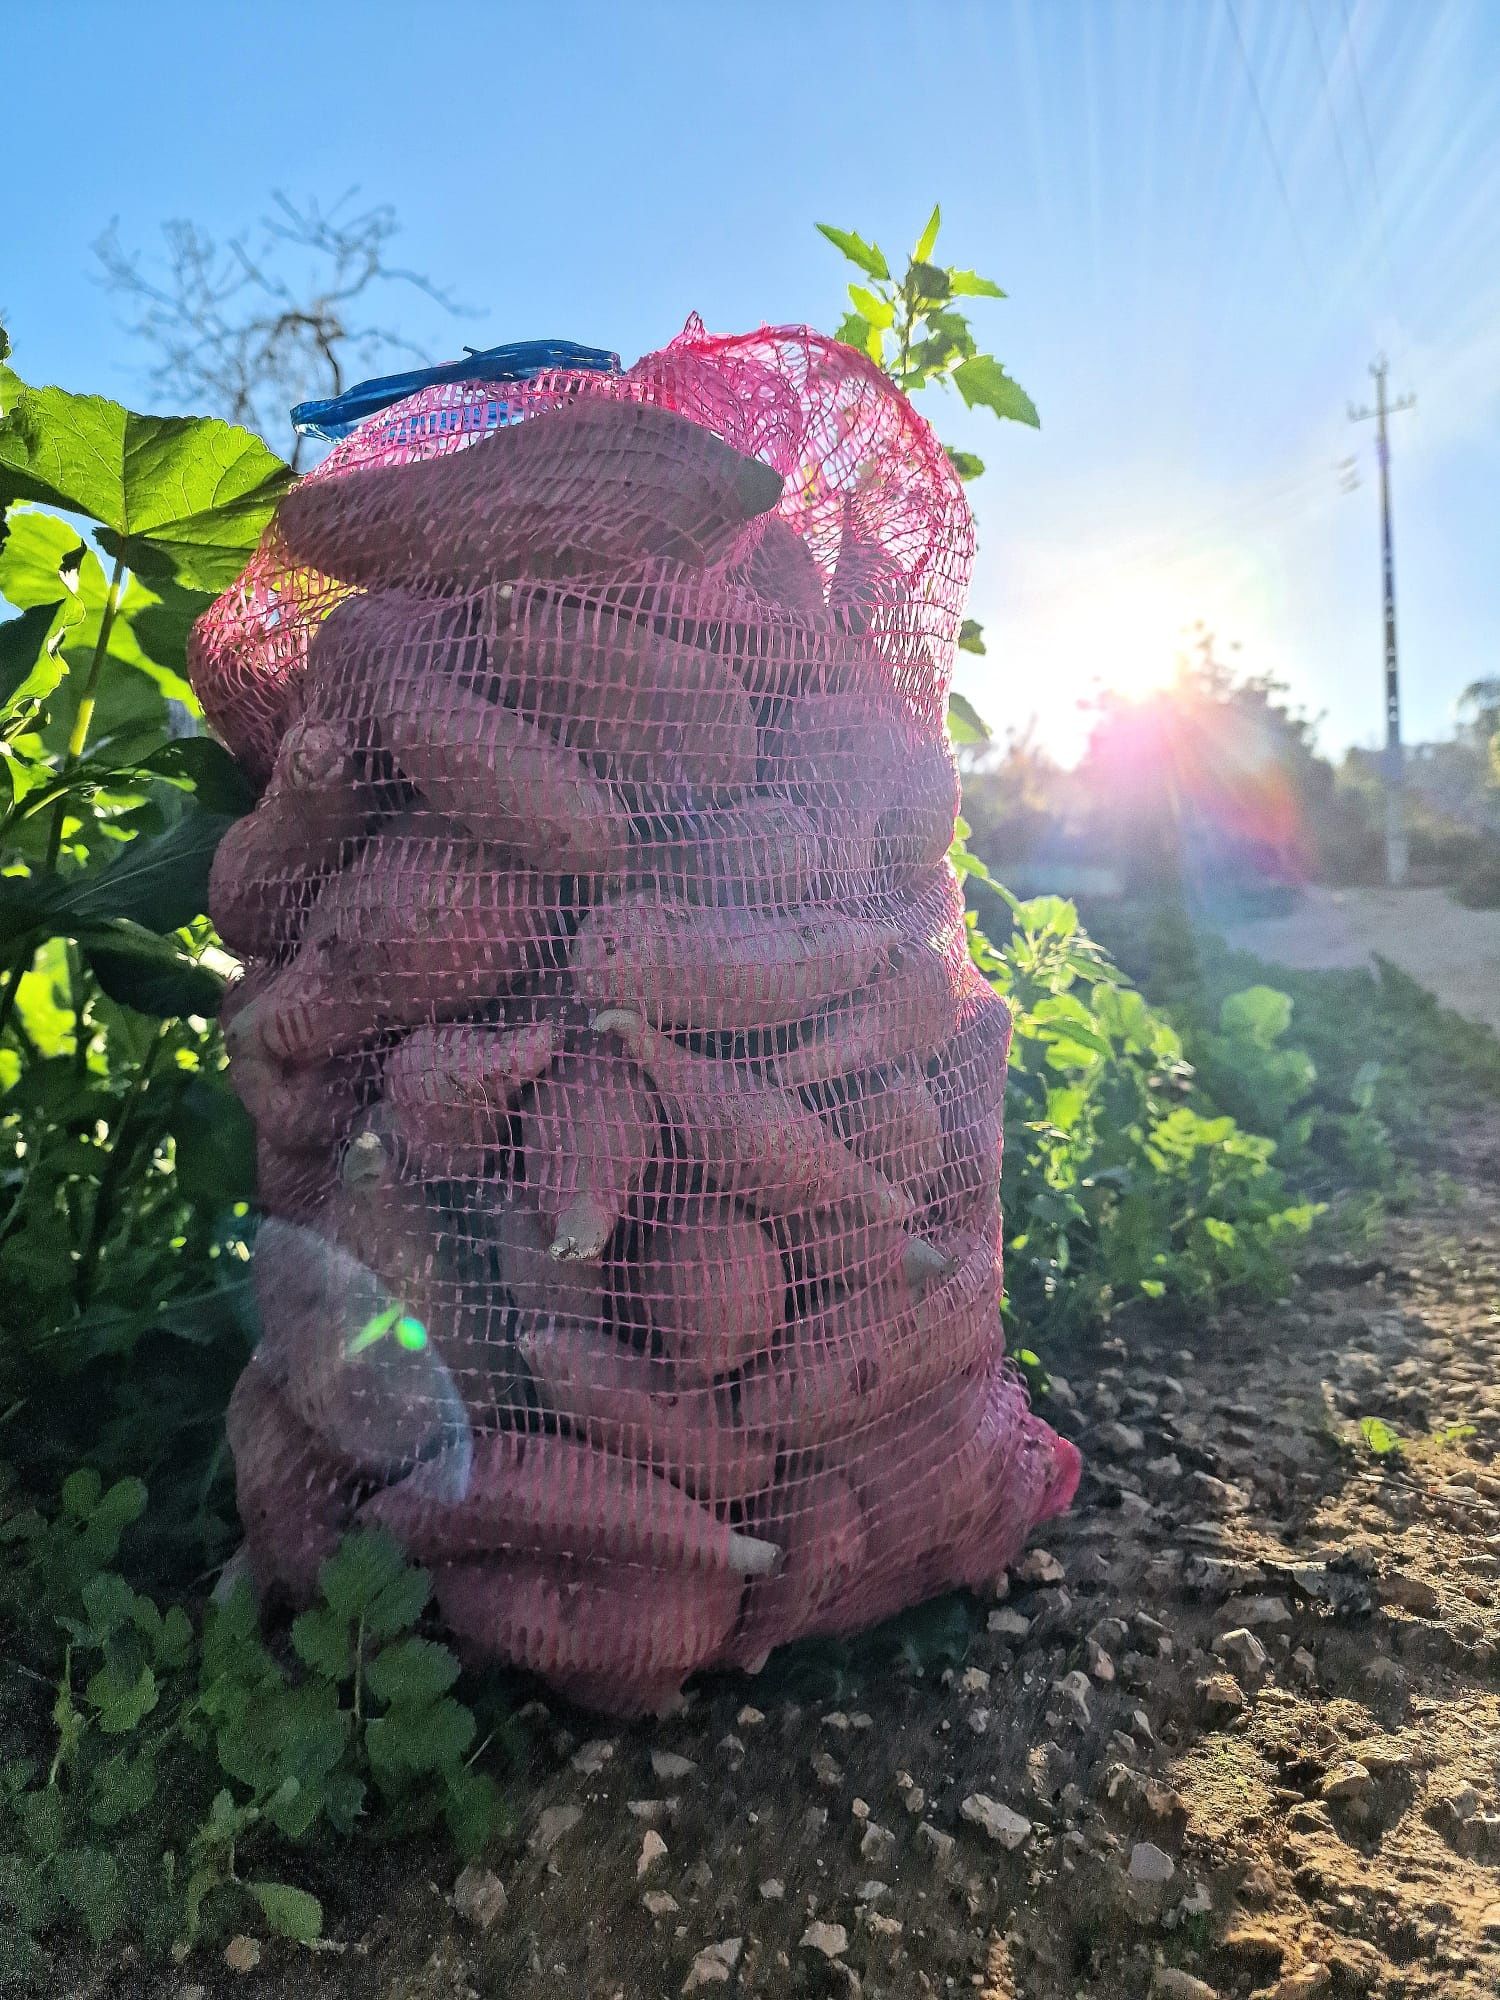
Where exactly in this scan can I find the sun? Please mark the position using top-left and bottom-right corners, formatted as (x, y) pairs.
(1056, 578), (1190, 704)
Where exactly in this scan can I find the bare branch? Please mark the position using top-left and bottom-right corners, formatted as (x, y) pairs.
(93, 190), (476, 461)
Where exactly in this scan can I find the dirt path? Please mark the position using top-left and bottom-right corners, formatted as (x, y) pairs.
(134, 1120), (1500, 2000)
(1220, 886), (1500, 1035)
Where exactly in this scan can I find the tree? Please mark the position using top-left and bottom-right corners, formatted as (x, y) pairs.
(95, 190), (468, 468)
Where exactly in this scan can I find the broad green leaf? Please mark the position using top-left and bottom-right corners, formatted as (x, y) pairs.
(3, 806), (233, 941)
(945, 449), (985, 482)
(61, 1468), (103, 1518)
(949, 270), (1007, 298)
(1219, 984), (1294, 1048)
(141, 738), (256, 815)
(834, 312), (874, 356)
(54, 1846), (123, 1944)
(83, 924), (225, 1018)
(291, 1605), (355, 1680)
(957, 618), (987, 656)
(908, 261), (951, 302)
(816, 224), (890, 281)
(365, 1563), (433, 1640)
(847, 285), (894, 330)
(444, 1765), (505, 1858)
(85, 1658), (157, 1734)
(89, 1746), (157, 1827)
(365, 1694), (474, 1773)
(317, 1529), (410, 1623)
(1359, 1415), (1401, 1455)
(0, 387), (291, 592)
(914, 203), (942, 262)
(0, 601), (73, 710)
(947, 691), (991, 744)
(247, 1881), (323, 1943)
(953, 356), (1040, 428)
(365, 1634), (461, 1707)
(0, 508), (95, 612)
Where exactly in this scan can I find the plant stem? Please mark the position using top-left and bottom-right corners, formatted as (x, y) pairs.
(44, 553), (126, 873)
(73, 1020), (170, 1310)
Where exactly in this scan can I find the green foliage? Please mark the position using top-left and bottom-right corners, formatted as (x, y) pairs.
(0, 1480), (505, 1976)
(1, 338), (271, 1448)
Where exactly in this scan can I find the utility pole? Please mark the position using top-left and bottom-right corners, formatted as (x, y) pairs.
(1350, 356), (1416, 886)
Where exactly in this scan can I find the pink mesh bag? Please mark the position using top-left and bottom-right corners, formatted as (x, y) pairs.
(197, 320), (1081, 1717)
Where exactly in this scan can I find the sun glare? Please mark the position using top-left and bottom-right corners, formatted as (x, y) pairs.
(1054, 580), (1190, 705)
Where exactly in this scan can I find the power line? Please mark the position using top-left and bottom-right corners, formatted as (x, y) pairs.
(1335, 0), (1403, 318)
(1222, 0), (1319, 297)
(1301, 0), (1365, 233)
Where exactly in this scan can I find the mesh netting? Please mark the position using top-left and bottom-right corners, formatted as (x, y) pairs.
(199, 319), (1081, 1718)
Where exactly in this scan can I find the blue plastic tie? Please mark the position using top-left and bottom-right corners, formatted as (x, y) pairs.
(290, 338), (621, 440)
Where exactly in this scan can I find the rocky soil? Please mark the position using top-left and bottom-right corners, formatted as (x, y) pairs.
(100, 1118), (1500, 2000)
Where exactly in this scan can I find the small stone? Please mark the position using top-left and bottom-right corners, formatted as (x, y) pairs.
(682, 1938), (742, 1991)
(1479, 1904), (1500, 1938)
(571, 1739), (614, 1775)
(1213, 1627), (1269, 1678)
(960, 1794), (1031, 1848)
(759, 1877), (785, 1901)
(988, 1607), (1031, 1639)
(1379, 1570), (1440, 1616)
(716, 1734), (745, 1763)
(1236, 1596), (1293, 1628)
(531, 1805), (583, 1853)
(1288, 1646), (1317, 1688)
(1015, 1548), (1065, 1585)
(850, 1796), (870, 1820)
(224, 1938), (260, 1974)
(1099, 1419), (1148, 1454)
(1445, 1782), (1480, 1820)
(1127, 1841), (1176, 1885)
(1052, 1669), (1092, 1728)
(855, 1880), (889, 1902)
(801, 1921), (849, 1959)
(822, 1709), (852, 1731)
(1196, 1672), (1247, 1717)
(812, 1751), (843, 1787)
(736, 1705), (765, 1728)
(684, 1859), (714, 1893)
(860, 1821), (897, 1863)
(638, 1830), (669, 1877)
(1319, 1760), (1371, 1803)
(960, 1666), (992, 1695)
(642, 1891), (679, 1923)
(864, 1910), (904, 1939)
(453, 1863), (508, 1930)
(1085, 1638), (1115, 1682)
(627, 1798), (673, 1823)
(1152, 1971), (1219, 2000)
(916, 1820), (957, 1865)
(651, 1750), (697, 1782)
(1146, 1454), (1184, 1484)
(967, 1707), (992, 1736)
(850, 1711), (875, 1730)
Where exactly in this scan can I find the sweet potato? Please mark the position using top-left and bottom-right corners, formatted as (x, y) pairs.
(758, 690), (908, 815)
(434, 1556), (745, 1718)
(771, 942), (956, 1088)
(226, 1362), (356, 1607)
(879, 734), (961, 870)
(230, 1046), (367, 1156)
(472, 1190), (606, 1325)
(518, 1050), (660, 1261)
(516, 1316), (775, 1505)
(572, 894), (891, 1033)
(489, 588), (759, 793)
(738, 516), (830, 623)
(771, 1204), (952, 1297)
(928, 978), (1013, 1220)
(636, 1199), (786, 1382)
(223, 832), (553, 1064)
(361, 1428), (780, 1576)
(592, 1011), (911, 1230)
(828, 516), (906, 635)
(208, 711), (375, 955)
(275, 398), (783, 590)
(371, 654), (632, 880)
(727, 1466), (868, 1667)
(383, 1020), (558, 1166)
(255, 1136), (329, 1220)
(816, 1064), (947, 1191)
(737, 1213), (998, 1450)
(629, 794), (822, 908)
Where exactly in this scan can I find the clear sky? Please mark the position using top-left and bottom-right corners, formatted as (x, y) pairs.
(5, 0), (1497, 761)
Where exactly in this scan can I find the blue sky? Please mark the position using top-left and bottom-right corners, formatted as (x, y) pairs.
(5, 0), (1497, 760)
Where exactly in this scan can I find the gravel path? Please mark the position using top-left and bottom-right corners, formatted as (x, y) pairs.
(1220, 886), (1500, 1035)
(105, 1118), (1500, 2000)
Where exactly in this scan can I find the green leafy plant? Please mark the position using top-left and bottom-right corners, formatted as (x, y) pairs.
(0, 1471), (504, 1978)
